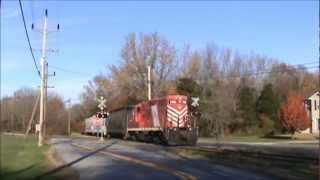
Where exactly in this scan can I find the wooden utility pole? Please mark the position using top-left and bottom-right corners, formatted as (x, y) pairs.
(68, 106), (71, 136)
(36, 9), (59, 146)
(25, 92), (40, 136)
(67, 99), (71, 136)
(38, 9), (48, 147)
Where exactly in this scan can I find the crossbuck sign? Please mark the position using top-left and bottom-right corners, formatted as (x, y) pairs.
(191, 97), (200, 107)
(98, 96), (106, 111)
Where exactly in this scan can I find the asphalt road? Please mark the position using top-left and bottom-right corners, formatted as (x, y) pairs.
(50, 137), (276, 180)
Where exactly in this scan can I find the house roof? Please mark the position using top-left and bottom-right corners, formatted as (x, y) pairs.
(307, 91), (319, 100)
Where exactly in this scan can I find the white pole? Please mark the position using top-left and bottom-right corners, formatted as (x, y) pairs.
(43, 62), (48, 138)
(147, 65), (151, 101)
(38, 9), (48, 147)
(68, 99), (71, 136)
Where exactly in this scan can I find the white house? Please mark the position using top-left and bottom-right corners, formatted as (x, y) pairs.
(301, 92), (320, 134)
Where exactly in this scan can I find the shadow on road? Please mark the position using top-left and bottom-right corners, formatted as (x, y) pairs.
(0, 164), (37, 177)
(34, 140), (118, 179)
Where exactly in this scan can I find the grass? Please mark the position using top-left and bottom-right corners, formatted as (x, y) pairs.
(0, 134), (78, 180)
(173, 148), (318, 180)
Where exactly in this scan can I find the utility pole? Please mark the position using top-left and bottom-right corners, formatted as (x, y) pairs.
(67, 99), (71, 136)
(25, 92), (40, 136)
(43, 62), (48, 139)
(68, 105), (71, 136)
(147, 65), (152, 101)
(36, 9), (59, 147)
(38, 9), (48, 147)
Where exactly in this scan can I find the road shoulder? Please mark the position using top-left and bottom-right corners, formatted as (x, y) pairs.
(45, 145), (80, 180)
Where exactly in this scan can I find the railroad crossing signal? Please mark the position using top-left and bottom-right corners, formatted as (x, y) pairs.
(97, 96), (106, 111)
(191, 97), (200, 107)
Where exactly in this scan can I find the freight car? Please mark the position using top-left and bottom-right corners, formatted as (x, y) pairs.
(107, 95), (198, 145)
(84, 115), (104, 135)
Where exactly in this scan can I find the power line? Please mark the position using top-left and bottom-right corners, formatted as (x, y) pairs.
(51, 61), (317, 79)
(48, 65), (93, 76)
(18, 0), (40, 77)
(222, 63), (318, 79)
(226, 61), (318, 78)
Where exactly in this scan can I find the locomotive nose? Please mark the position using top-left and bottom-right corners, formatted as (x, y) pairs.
(167, 102), (188, 128)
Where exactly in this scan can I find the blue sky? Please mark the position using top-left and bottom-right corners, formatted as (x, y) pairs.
(1, 1), (319, 102)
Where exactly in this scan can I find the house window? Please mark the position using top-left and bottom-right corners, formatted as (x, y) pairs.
(314, 100), (317, 110)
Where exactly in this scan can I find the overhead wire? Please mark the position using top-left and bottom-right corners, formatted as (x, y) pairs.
(221, 61), (318, 79)
(18, 0), (40, 78)
(48, 61), (317, 80)
(48, 65), (94, 77)
(227, 61), (317, 77)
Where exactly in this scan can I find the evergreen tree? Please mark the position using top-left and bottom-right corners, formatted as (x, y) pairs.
(256, 83), (280, 131)
(176, 77), (202, 103)
(238, 86), (257, 132)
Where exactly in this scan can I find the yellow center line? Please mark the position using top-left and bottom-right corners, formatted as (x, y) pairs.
(72, 143), (197, 180)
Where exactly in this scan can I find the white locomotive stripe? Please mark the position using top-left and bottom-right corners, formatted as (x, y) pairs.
(178, 109), (187, 117)
(167, 115), (178, 122)
(167, 117), (178, 126)
(179, 119), (186, 124)
(167, 106), (188, 116)
(167, 105), (185, 115)
(167, 106), (180, 115)
(167, 109), (179, 118)
(180, 106), (188, 113)
(180, 110), (188, 118)
(167, 108), (179, 115)
(168, 105), (187, 115)
(168, 116), (178, 123)
(168, 116), (187, 127)
(167, 109), (188, 117)
(178, 106), (188, 113)
(167, 113), (178, 121)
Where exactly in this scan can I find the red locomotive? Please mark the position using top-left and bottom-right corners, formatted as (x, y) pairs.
(106, 95), (198, 145)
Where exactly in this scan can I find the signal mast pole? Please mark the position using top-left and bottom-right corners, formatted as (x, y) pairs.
(38, 9), (49, 147)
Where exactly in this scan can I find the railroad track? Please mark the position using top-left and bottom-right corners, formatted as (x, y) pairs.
(179, 146), (318, 164)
